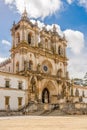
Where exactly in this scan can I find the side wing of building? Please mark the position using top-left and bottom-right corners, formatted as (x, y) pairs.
(0, 71), (28, 110)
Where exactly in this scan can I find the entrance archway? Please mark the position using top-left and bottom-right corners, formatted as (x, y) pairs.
(42, 88), (50, 103)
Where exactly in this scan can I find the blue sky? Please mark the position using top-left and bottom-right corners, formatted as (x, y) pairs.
(0, 0), (87, 79)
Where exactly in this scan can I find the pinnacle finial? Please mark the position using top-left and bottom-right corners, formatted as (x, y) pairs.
(35, 20), (38, 26)
(21, 7), (28, 20)
(53, 25), (57, 33)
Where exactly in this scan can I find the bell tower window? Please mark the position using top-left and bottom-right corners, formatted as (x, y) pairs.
(16, 33), (20, 44)
(28, 34), (31, 44)
(58, 46), (61, 55)
(24, 61), (26, 71)
(58, 46), (63, 56)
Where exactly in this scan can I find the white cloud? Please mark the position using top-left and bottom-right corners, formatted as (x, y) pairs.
(3, 0), (63, 19)
(4, 0), (14, 4)
(31, 20), (45, 29)
(3, 0), (87, 17)
(31, 20), (63, 37)
(78, 0), (87, 10)
(68, 50), (87, 78)
(2, 40), (11, 46)
(0, 57), (7, 63)
(46, 24), (63, 37)
(66, 0), (74, 4)
(64, 29), (85, 54)
(66, 0), (87, 11)
(63, 29), (86, 78)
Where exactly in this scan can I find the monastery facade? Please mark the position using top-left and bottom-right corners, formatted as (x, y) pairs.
(0, 9), (87, 111)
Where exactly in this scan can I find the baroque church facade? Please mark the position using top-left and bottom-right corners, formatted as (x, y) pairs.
(0, 9), (70, 110)
(0, 9), (87, 111)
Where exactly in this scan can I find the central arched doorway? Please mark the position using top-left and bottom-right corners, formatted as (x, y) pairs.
(42, 88), (50, 103)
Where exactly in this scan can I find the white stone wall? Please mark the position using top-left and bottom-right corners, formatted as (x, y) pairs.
(0, 90), (25, 110)
(73, 85), (87, 103)
(0, 72), (28, 110)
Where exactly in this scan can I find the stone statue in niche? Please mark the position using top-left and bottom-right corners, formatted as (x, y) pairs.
(62, 84), (66, 98)
(61, 90), (65, 99)
(37, 63), (41, 73)
(24, 61), (27, 71)
(30, 76), (36, 93)
(44, 91), (48, 103)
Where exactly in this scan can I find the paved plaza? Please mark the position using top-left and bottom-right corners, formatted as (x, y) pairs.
(0, 116), (87, 130)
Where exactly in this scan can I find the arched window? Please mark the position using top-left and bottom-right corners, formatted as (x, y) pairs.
(58, 46), (61, 55)
(57, 69), (63, 78)
(58, 46), (63, 56)
(16, 62), (19, 72)
(24, 61), (27, 71)
(16, 33), (20, 43)
(28, 33), (31, 44)
(29, 60), (33, 70)
(45, 38), (48, 49)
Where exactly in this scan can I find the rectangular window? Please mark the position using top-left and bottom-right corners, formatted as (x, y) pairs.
(18, 97), (22, 107)
(5, 96), (10, 106)
(5, 81), (10, 88)
(18, 82), (22, 89)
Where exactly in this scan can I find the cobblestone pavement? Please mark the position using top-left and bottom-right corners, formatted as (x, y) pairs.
(0, 116), (87, 130)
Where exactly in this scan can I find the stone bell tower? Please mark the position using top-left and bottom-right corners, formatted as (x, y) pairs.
(10, 8), (39, 73)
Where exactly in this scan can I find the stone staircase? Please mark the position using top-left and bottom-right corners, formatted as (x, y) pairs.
(0, 102), (87, 116)
(0, 102), (70, 116)
(18, 102), (65, 116)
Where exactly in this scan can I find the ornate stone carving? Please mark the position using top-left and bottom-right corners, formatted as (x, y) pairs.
(37, 63), (41, 73)
(57, 80), (62, 85)
(30, 76), (36, 93)
(61, 84), (66, 98)
(37, 75), (43, 81)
